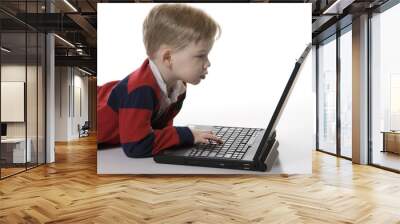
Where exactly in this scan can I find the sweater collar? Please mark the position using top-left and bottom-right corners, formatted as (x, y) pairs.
(148, 59), (186, 102)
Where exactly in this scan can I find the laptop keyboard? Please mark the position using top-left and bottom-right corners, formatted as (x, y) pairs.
(188, 126), (262, 160)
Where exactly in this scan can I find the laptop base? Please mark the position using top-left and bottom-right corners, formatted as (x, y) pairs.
(154, 140), (279, 172)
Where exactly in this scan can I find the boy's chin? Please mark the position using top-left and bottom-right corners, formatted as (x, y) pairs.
(187, 79), (202, 85)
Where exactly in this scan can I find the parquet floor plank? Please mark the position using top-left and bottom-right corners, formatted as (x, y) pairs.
(0, 134), (399, 223)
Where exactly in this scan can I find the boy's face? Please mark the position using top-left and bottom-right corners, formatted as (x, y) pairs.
(170, 40), (214, 85)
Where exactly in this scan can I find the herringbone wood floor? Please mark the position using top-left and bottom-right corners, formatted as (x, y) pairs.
(0, 134), (400, 224)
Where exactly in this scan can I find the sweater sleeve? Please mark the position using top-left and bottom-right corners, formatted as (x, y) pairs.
(118, 85), (194, 158)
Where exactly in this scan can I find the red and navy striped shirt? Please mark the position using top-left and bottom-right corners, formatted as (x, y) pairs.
(97, 59), (194, 157)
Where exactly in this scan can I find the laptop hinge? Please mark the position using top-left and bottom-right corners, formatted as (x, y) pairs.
(255, 130), (276, 171)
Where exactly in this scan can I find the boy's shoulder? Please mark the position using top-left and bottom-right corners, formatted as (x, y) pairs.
(127, 59), (160, 93)
(107, 59), (162, 111)
(110, 59), (157, 92)
(111, 59), (162, 99)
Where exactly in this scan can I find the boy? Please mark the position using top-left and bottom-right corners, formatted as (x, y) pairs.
(97, 4), (223, 158)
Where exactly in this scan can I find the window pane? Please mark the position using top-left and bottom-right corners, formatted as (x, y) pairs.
(371, 4), (400, 171)
(340, 28), (352, 158)
(318, 36), (337, 154)
(38, 32), (45, 165)
(1, 31), (27, 177)
(27, 31), (38, 169)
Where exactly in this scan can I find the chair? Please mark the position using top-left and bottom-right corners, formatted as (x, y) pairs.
(79, 121), (90, 138)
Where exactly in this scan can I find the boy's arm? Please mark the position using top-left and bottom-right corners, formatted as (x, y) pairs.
(118, 85), (194, 158)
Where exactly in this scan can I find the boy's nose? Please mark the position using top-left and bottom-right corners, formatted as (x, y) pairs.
(204, 58), (211, 69)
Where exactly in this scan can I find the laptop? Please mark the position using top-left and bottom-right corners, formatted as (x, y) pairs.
(154, 43), (312, 172)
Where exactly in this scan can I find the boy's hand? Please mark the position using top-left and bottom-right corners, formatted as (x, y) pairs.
(189, 128), (223, 145)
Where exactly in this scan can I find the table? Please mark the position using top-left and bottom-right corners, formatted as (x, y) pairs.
(381, 131), (400, 154)
(1, 138), (32, 164)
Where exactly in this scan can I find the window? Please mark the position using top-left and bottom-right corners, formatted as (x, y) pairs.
(317, 35), (337, 155)
(0, 1), (47, 179)
(339, 26), (352, 158)
(370, 2), (400, 171)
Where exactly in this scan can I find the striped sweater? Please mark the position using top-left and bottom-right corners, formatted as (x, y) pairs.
(97, 59), (194, 157)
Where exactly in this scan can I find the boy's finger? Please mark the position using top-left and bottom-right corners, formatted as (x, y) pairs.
(204, 134), (223, 144)
(215, 138), (224, 144)
(204, 139), (213, 144)
(198, 139), (209, 144)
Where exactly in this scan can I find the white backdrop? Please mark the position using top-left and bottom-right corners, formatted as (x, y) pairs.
(98, 3), (313, 174)
(1, 81), (25, 122)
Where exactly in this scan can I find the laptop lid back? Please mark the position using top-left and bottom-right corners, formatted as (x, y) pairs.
(254, 43), (312, 161)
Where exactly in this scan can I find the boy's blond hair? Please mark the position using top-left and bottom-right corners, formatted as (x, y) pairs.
(143, 4), (221, 58)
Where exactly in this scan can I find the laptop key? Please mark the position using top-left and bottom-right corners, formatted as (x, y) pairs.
(208, 152), (217, 157)
(201, 151), (210, 157)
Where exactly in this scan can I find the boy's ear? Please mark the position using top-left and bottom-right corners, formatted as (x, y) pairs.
(160, 48), (173, 68)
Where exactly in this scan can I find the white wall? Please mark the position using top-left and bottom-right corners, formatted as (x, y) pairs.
(55, 67), (89, 141)
(1, 65), (39, 137)
(312, 45), (317, 148)
(1, 63), (46, 164)
(1, 65), (26, 135)
(1, 65), (27, 151)
(72, 71), (89, 138)
(55, 66), (69, 141)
